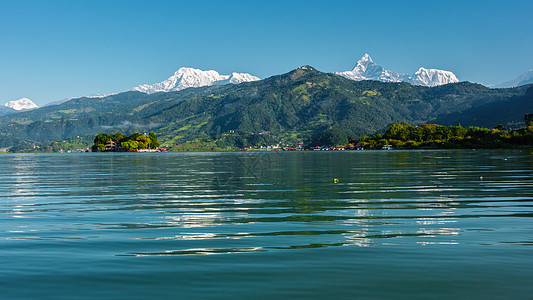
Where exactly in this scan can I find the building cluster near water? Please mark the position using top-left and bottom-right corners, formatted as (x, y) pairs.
(242, 143), (391, 151)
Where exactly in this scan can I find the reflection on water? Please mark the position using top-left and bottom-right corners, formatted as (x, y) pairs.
(1, 150), (532, 299)
(1, 151), (533, 252)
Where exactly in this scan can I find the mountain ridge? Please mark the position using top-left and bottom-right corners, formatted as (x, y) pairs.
(4, 56), (532, 111)
(1, 66), (530, 151)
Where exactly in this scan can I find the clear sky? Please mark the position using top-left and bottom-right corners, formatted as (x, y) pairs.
(1, 0), (532, 106)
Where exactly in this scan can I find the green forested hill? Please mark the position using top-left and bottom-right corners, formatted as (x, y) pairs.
(0, 66), (530, 150)
(434, 85), (533, 128)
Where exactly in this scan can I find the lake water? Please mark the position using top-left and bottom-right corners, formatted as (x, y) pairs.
(1, 150), (532, 299)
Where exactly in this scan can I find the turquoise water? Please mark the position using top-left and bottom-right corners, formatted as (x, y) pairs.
(1, 150), (532, 299)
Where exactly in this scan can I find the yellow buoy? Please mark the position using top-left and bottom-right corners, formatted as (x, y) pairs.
(333, 178), (339, 183)
(480, 176), (484, 180)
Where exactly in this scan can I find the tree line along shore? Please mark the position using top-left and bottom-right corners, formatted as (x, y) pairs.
(85, 114), (533, 152)
(3, 114), (531, 153)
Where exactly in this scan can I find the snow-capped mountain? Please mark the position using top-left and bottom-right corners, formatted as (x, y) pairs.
(213, 72), (262, 85)
(336, 54), (459, 87)
(132, 67), (260, 94)
(44, 68), (259, 107)
(495, 70), (533, 88)
(4, 97), (38, 110)
(409, 67), (459, 87)
(336, 54), (404, 82)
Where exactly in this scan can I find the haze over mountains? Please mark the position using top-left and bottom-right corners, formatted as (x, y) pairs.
(496, 70), (533, 88)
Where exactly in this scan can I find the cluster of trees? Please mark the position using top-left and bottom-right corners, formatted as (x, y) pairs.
(92, 132), (159, 151)
(306, 128), (350, 147)
(216, 133), (279, 149)
(351, 114), (533, 149)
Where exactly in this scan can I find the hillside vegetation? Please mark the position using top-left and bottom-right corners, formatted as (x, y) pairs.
(0, 66), (531, 151)
(351, 118), (533, 150)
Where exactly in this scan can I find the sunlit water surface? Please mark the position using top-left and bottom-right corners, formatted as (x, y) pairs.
(1, 150), (532, 299)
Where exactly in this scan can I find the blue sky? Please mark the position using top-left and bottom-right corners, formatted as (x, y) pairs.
(1, 0), (532, 106)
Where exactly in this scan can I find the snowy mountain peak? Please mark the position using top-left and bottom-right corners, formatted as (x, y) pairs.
(336, 54), (459, 87)
(353, 53), (374, 70)
(4, 97), (38, 110)
(175, 67), (198, 75)
(409, 67), (459, 87)
(337, 54), (401, 82)
(352, 54), (379, 73)
(132, 67), (260, 94)
(361, 53), (372, 61)
(226, 72), (261, 84)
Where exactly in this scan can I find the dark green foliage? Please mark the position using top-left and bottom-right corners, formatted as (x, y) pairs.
(434, 85), (533, 129)
(307, 128), (350, 147)
(356, 116), (533, 149)
(148, 132), (160, 148)
(112, 132), (126, 143)
(91, 132), (160, 151)
(120, 140), (138, 150)
(94, 133), (112, 145)
(216, 134), (246, 149)
(526, 113), (533, 126)
(1, 67), (532, 151)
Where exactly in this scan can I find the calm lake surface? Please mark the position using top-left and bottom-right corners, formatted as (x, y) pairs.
(1, 150), (532, 299)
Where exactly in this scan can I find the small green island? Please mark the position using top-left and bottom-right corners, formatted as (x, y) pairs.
(91, 132), (162, 152)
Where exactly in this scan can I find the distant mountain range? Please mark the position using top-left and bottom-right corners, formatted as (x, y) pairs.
(131, 67), (261, 94)
(336, 54), (459, 87)
(3, 55), (532, 113)
(0, 54), (462, 113)
(129, 55), (462, 97)
(1, 65), (531, 150)
(34, 67), (261, 108)
(131, 55), (462, 93)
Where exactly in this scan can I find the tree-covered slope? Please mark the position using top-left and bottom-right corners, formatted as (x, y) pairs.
(141, 66), (527, 146)
(0, 87), (227, 147)
(434, 85), (533, 128)
(0, 66), (530, 149)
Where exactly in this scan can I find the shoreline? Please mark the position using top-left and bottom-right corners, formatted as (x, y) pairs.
(3, 146), (531, 154)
